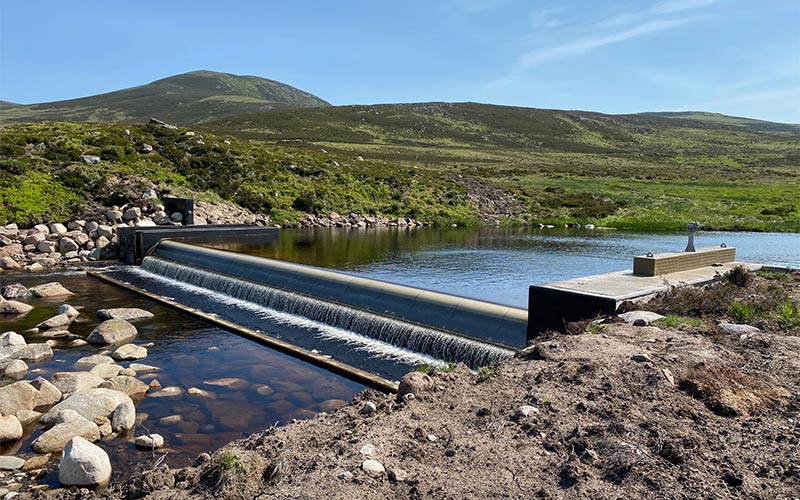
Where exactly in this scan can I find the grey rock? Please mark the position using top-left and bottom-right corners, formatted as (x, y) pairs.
(361, 459), (385, 477)
(3, 359), (27, 379)
(31, 377), (62, 409)
(96, 225), (113, 239)
(0, 299), (33, 315)
(57, 304), (80, 319)
(59, 237), (79, 254)
(0, 331), (25, 347)
(0, 381), (38, 415)
(89, 363), (124, 379)
(87, 319), (137, 345)
(111, 400), (135, 431)
(631, 353), (653, 363)
(99, 375), (149, 397)
(0, 284), (31, 300)
(515, 405), (539, 418)
(0, 256), (21, 270)
(122, 207), (141, 221)
(49, 223), (68, 235)
(73, 354), (115, 371)
(50, 372), (105, 394)
(718, 322), (761, 335)
(15, 343), (53, 362)
(111, 344), (147, 361)
(37, 240), (57, 253)
(97, 307), (154, 321)
(15, 410), (41, 426)
(128, 363), (159, 374)
(41, 388), (133, 426)
(79, 155), (101, 165)
(359, 401), (377, 415)
(134, 433), (164, 449)
(32, 417), (100, 453)
(105, 210), (123, 222)
(0, 456), (25, 471)
(0, 415), (23, 442)
(58, 436), (112, 486)
(37, 314), (71, 330)
(618, 311), (664, 325)
(29, 282), (73, 298)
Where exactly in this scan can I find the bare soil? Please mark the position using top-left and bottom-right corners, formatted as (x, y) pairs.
(41, 271), (800, 499)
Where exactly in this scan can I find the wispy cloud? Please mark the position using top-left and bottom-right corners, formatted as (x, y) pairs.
(530, 8), (564, 29)
(518, 16), (704, 69)
(510, 0), (718, 70)
(598, 0), (718, 27)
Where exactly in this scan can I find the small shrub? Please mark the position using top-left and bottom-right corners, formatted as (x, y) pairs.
(724, 266), (753, 288)
(728, 301), (757, 323)
(775, 299), (800, 331)
(413, 364), (434, 374)
(477, 364), (496, 381)
(585, 322), (606, 334)
(439, 362), (457, 373)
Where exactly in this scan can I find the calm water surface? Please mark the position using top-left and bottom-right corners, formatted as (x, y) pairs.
(215, 227), (800, 307)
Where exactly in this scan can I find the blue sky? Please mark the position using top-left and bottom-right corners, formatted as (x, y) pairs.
(1, 0), (798, 122)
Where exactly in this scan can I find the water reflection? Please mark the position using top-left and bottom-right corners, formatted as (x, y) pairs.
(210, 227), (800, 307)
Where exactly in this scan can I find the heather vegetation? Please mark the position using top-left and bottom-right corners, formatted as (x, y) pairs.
(2, 97), (798, 231)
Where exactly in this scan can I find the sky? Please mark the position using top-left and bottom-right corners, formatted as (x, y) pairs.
(1, 0), (798, 122)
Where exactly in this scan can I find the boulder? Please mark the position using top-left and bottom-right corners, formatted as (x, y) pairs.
(24, 232), (46, 245)
(0, 381), (39, 414)
(73, 354), (115, 371)
(0, 331), (25, 347)
(37, 314), (71, 330)
(0, 256), (20, 270)
(89, 363), (124, 379)
(0, 415), (23, 442)
(134, 433), (164, 449)
(0, 299), (33, 315)
(29, 282), (73, 298)
(58, 436), (112, 486)
(87, 319), (137, 345)
(32, 416), (100, 453)
(111, 400), (135, 431)
(49, 223), (67, 235)
(0, 456), (25, 470)
(3, 359), (27, 379)
(14, 343), (53, 362)
(149, 386), (182, 398)
(187, 387), (215, 399)
(22, 453), (51, 471)
(31, 377), (62, 409)
(396, 371), (434, 401)
(111, 344), (147, 361)
(128, 363), (159, 374)
(41, 388), (133, 426)
(96, 225), (113, 239)
(100, 375), (149, 397)
(57, 304), (80, 319)
(122, 207), (141, 221)
(105, 210), (122, 222)
(79, 155), (101, 165)
(37, 239), (57, 253)
(618, 311), (664, 325)
(96, 308), (154, 321)
(0, 283), (31, 300)
(15, 409), (42, 426)
(50, 372), (106, 394)
(718, 322), (762, 335)
(203, 377), (247, 390)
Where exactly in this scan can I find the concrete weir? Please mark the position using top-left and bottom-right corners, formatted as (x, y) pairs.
(147, 240), (529, 349)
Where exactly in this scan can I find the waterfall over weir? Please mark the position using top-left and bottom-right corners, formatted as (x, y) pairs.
(140, 256), (514, 368)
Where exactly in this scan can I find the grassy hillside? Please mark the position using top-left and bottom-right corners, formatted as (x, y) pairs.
(1, 102), (798, 231)
(202, 102), (800, 231)
(0, 70), (330, 125)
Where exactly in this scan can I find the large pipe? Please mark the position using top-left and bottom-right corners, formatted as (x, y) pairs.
(149, 240), (529, 347)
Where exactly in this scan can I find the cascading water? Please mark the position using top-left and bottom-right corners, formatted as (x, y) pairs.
(139, 256), (513, 368)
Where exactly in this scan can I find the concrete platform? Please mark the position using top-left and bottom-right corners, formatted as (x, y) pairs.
(527, 261), (762, 338)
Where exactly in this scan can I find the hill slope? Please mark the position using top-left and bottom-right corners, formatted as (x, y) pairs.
(0, 70), (330, 125)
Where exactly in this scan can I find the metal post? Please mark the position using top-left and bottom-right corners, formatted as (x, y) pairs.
(684, 222), (699, 252)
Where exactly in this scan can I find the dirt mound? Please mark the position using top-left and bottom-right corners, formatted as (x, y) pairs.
(49, 315), (796, 500)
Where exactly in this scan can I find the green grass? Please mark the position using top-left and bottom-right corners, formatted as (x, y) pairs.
(654, 314), (703, 329)
(216, 451), (243, 474)
(477, 364), (496, 381)
(775, 300), (800, 331)
(2, 99), (798, 231)
(729, 301), (758, 323)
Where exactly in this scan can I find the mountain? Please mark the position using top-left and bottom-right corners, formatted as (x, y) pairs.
(204, 101), (800, 154)
(0, 70), (330, 125)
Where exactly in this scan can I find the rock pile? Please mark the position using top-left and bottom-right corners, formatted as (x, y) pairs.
(298, 212), (427, 228)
